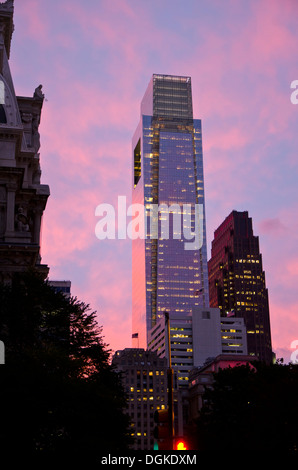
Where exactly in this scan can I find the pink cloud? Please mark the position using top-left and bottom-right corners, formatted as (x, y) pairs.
(83, 250), (132, 353)
(42, 190), (98, 263)
(14, 0), (51, 44)
(10, 0), (298, 361)
(286, 259), (298, 278)
(270, 300), (298, 362)
(259, 218), (287, 237)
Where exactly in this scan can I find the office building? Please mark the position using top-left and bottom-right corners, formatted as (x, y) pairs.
(148, 307), (248, 387)
(132, 74), (209, 349)
(112, 348), (168, 450)
(208, 210), (273, 363)
(49, 280), (71, 298)
(220, 315), (248, 355)
(148, 307), (248, 437)
(0, 0), (49, 282)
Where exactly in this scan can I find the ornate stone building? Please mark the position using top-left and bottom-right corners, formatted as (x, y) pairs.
(0, 0), (49, 281)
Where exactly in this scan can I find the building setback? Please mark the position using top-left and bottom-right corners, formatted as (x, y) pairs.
(132, 74), (209, 349)
(208, 210), (273, 364)
(0, 0), (49, 282)
(148, 307), (248, 387)
(147, 306), (249, 438)
(112, 348), (168, 450)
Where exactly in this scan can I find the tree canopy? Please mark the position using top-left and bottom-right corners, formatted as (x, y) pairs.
(196, 361), (298, 452)
(0, 270), (132, 460)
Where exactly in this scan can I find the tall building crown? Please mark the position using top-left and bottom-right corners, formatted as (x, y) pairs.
(152, 74), (193, 119)
(141, 74), (193, 119)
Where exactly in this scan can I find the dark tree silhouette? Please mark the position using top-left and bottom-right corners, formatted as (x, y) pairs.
(196, 361), (298, 452)
(0, 270), (132, 461)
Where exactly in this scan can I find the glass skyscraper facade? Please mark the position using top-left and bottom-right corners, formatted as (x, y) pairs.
(132, 74), (209, 349)
(208, 210), (273, 364)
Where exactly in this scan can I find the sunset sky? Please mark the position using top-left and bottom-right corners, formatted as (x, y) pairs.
(10, 0), (298, 362)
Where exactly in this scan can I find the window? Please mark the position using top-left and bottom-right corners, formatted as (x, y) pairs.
(0, 105), (7, 124)
(134, 139), (141, 187)
(202, 311), (210, 319)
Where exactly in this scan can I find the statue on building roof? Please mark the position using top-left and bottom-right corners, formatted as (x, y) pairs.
(34, 84), (44, 100)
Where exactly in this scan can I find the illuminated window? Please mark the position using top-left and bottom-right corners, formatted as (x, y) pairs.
(134, 139), (141, 187)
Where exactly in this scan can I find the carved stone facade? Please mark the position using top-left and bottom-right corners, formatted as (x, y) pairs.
(0, 0), (50, 282)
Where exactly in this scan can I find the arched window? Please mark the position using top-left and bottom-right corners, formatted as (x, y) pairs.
(0, 104), (7, 123)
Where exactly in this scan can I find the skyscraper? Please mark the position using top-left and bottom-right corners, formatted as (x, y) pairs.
(132, 74), (209, 349)
(208, 210), (273, 364)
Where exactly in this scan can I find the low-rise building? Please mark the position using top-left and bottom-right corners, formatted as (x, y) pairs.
(188, 354), (256, 425)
